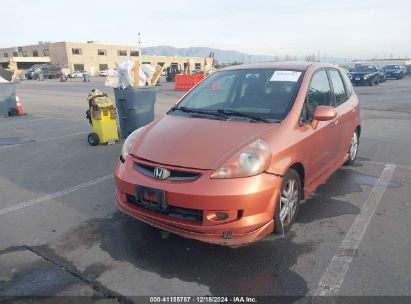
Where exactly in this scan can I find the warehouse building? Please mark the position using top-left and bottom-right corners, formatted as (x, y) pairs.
(0, 41), (213, 76)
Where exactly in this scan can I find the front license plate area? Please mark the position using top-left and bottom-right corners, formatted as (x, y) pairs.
(355, 77), (360, 80)
(136, 186), (167, 211)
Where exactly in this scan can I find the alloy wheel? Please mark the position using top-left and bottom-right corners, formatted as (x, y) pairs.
(349, 131), (358, 160)
(279, 178), (299, 226)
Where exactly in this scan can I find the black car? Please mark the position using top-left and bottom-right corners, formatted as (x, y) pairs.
(383, 64), (404, 79)
(348, 65), (380, 86)
(26, 64), (62, 80)
(377, 67), (386, 82)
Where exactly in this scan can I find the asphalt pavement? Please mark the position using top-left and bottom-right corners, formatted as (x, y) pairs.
(0, 76), (410, 303)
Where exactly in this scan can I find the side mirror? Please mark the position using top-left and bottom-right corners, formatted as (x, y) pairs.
(311, 105), (337, 129)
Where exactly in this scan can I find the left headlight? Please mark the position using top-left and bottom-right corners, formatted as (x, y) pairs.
(210, 139), (271, 179)
(120, 126), (147, 162)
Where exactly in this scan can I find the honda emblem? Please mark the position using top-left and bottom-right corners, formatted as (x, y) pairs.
(153, 167), (171, 180)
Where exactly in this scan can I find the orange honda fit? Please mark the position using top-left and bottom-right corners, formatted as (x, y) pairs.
(115, 62), (361, 245)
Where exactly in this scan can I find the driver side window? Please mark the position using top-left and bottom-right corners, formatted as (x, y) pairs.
(301, 70), (332, 122)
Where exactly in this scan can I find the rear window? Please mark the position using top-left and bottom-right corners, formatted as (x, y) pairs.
(340, 69), (353, 98)
(384, 65), (400, 69)
(329, 70), (347, 106)
(176, 69), (304, 121)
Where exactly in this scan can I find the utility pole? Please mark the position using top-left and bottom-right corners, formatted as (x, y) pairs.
(138, 32), (142, 55)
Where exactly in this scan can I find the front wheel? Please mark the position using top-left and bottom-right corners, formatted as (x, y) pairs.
(345, 130), (359, 166)
(274, 169), (301, 234)
(87, 132), (99, 146)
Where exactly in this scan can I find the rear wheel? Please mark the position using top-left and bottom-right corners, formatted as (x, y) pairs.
(345, 130), (359, 166)
(274, 169), (301, 234)
(87, 133), (99, 146)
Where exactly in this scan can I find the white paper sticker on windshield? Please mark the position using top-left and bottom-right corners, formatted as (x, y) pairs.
(270, 71), (301, 82)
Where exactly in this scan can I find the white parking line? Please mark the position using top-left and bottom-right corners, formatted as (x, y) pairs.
(0, 174), (113, 216)
(314, 164), (396, 297)
(0, 131), (88, 151)
(0, 117), (50, 125)
(364, 160), (411, 171)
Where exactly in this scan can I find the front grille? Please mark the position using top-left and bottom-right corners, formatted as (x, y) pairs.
(126, 194), (203, 223)
(134, 163), (201, 181)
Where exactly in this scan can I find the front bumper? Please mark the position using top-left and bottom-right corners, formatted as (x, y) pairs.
(349, 77), (371, 85)
(386, 73), (401, 78)
(114, 156), (282, 245)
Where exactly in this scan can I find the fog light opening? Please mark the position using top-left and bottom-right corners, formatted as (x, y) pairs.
(216, 212), (228, 220)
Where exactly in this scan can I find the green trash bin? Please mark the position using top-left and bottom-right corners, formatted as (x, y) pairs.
(113, 86), (157, 138)
(0, 82), (16, 118)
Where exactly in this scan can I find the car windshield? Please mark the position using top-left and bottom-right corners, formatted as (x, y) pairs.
(352, 66), (374, 72)
(384, 65), (399, 69)
(171, 69), (304, 122)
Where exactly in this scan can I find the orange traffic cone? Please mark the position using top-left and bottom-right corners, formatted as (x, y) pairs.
(15, 96), (26, 116)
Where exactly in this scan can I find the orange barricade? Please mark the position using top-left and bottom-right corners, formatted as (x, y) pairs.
(175, 74), (205, 91)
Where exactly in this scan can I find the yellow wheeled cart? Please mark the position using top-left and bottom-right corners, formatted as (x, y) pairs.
(86, 89), (119, 146)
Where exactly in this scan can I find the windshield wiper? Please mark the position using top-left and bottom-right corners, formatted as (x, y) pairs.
(170, 106), (228, 119)
(217, 109), (273, 123)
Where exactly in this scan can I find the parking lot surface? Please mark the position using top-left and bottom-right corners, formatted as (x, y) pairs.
(0, 77), (410, 302)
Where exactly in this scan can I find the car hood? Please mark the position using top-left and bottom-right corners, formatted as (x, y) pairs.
(350, 72), (372, 76)
(131, 114), (277, 170)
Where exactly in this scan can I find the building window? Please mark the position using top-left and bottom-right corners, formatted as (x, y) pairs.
(3, 53), (8, 58)
(98, 49), (106, 56)
(22, 51), (28, 57)
(13, 52), (17, 57)
(99, 64), (108, 71)
(43, 49), (50, 56)
(72, 48), (82, 55)
(130, 50), (139, 57)
(73, 64), (84, 71)
(117, 50), (127, 56)
(32, 50), (39, 57)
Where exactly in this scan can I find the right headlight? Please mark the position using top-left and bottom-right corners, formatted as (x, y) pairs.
(120, 126), (147, 162)
(210, 139), (271, 179)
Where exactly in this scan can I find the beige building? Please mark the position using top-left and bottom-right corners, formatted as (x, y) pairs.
(0, 41), (213, 76)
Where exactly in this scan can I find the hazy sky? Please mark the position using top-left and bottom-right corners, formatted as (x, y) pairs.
(2, 0), (411, 59)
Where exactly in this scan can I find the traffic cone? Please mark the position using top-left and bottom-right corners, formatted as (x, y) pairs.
(15, 95), (26, 116)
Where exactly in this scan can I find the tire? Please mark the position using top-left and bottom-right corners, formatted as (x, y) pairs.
(87, 133), (99, 146)
(274, 169), (301, 234)
(345, 130), (359, 166)
(8, 108), (19, 117)
(369, 78), (373, 86)
(376, 77), (380, 85)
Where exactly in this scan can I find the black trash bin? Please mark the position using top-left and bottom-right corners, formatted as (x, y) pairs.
(113, 86), (157, 138)
(0, 82), (16, 118)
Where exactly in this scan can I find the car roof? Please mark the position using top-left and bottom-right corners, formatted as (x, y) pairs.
(221, 61), (335, 72)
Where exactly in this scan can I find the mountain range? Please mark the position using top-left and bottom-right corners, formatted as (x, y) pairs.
(142, 46), (274, 64)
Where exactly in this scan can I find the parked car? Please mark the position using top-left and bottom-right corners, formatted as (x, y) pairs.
(114, 62), (361, 246)
(400, 65), (408, 76)
(377, 67), (387, 82)
(99, 70), (109, 76)
(348, 65), (380, 86)
(69, 71), (87, 78)
(383, 65), (404, 79)
(26, 64), (62, 80)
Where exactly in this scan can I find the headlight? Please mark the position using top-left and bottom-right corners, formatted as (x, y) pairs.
(120, 126), (147, 162)
(210, 139), (271, 179)
(363, 74), (369, 79)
